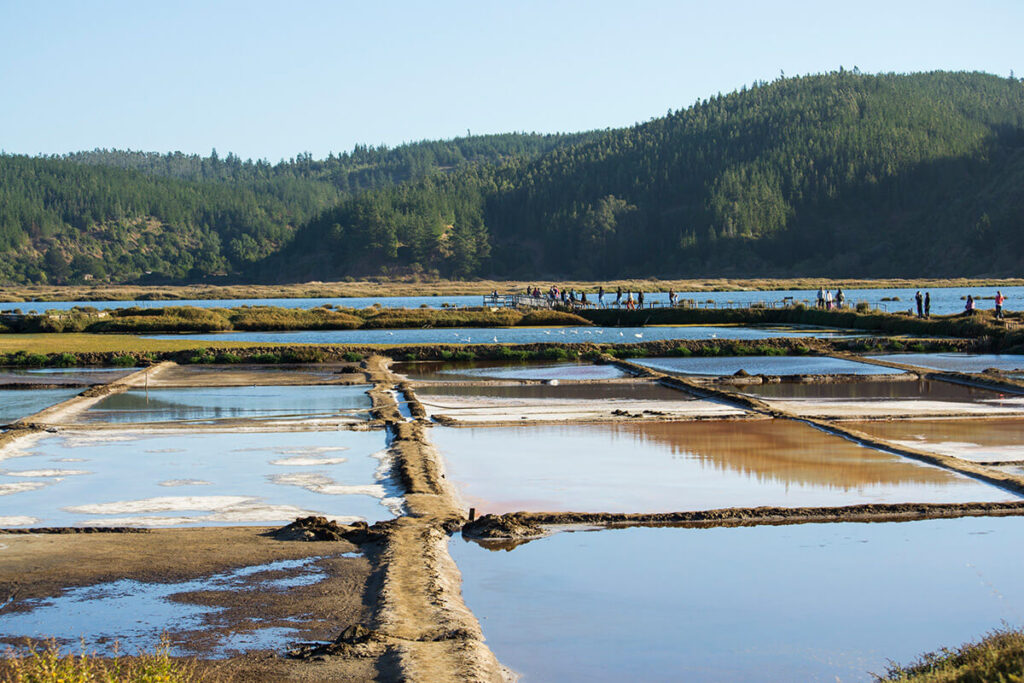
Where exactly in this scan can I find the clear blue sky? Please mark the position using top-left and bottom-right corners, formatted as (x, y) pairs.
(2, 0), (1021, 161)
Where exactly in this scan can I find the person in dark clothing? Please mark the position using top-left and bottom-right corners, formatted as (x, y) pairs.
(637, 290), (644, 308)
(924, 292), (931, 318)
(915, 291), (923, 318)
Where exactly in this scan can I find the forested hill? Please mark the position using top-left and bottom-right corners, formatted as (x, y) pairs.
(4, 71), (1024, 284)
(268, 70), (1024, 280)
(0, 133), (591, 283)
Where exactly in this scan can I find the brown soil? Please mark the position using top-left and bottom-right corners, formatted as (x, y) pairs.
(141, 363), (367, 387)
(463, 501), (1024, 541)
(0, 527), (376, 681)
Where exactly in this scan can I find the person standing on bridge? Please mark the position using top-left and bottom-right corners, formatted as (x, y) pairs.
(598, 286), (605, 306)
(638, 290), (645, 309)
(616, 287), (622, 306)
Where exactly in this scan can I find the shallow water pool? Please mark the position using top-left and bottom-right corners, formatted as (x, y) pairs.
(865, 353), (1024, 373)
(0, 429), (400, 527)
(392, 360), (627, 382)
(80, 385), (372, 423)
(635, 355), (903, 377)
(144, 324), (862, 345)
(843, 418), (1024, 463)
(431, 421), (1012, 514)
(0, 387), (83, 424)
(0, 555), (351, 656)
(452, 517), (1024, 682)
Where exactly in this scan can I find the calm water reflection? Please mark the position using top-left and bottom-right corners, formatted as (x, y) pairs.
(80, 385), (371, 423)
(0, 388), (83, 423)
(0, 429), (398, 527)
(452, 518), (1024, 682)
(743, 378), (1006, 402)
(845, 418), (1024, 463)
(393, 360), (626, 382)
(431, 421), (1011, 514)
(865, 353), (1024, 373)
(636, 356), (903, 377)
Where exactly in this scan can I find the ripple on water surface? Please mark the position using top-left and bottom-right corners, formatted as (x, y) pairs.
(452, 517), (1024, 683)
(0, 429), (401, 527)
(430, 421), (1013, 514)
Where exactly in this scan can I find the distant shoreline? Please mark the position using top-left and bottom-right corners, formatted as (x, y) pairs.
(3, 277), (1023, 303)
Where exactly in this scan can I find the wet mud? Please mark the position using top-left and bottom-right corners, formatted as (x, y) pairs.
(461, 501), (1024, 542)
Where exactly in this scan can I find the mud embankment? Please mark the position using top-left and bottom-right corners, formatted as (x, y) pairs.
(349, 355), (505, 682)
(463, 501), (1024, 541)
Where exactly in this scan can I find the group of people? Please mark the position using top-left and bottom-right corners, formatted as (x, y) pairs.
(526, 285), (674, 310)
(961, 290), (1006, 318)
(815, 287), (846, 309)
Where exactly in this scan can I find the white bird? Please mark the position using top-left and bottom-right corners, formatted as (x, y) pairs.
(544, 330), (551, 335)
(493, 336), (498, 342)
(619, 332), (624, 336)
(635, 333), (643, 338)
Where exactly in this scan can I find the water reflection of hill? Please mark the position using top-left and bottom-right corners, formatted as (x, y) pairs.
(598, 421), (959, 490)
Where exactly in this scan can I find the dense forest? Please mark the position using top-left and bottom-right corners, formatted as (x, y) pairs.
(3, 71), (1023, 283)
(0, 133), (590, 283)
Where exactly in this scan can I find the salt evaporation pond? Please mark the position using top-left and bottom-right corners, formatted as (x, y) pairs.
(0, 387), (83, 424)
(6, 285), (1021, 315)
(143, 324), (861, 345)
(392, 360), (627, 382)
(452, 517), (1024, 683)
(79, 384), (372, 423)
(0, 556), (344, 656)
(0, 429), (400, 527)
(743, 378), (1007, 402)
(865, 353), (1024, 373)
(416, 382), (687, 402)
(740, 379), (1024, 418)
(414, 382), (737, 423)
(844, 418), (1024, 463)
(635, 355), (902, 377)
(0, 367), (139, 386)
(430, 421), (1012, 514)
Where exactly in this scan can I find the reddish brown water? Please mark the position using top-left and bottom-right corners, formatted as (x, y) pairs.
(431, 420), (1013, 514)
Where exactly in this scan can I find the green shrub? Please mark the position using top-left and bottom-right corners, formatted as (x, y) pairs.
(50, 352), (78, 367)
(250, 353), (281, 364)
(673, 346), (693, 357)
(452, 350), (476, 361)
(342, 351), (364, 362)
(856, 301), (871, 313)
(537, 347), (569, 361)
(111, 355), (137, 367)
(214, 352), (242, 364)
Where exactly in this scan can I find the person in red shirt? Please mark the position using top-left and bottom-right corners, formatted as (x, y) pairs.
(995, 291), (1006, 319)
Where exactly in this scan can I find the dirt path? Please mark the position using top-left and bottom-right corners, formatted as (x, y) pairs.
(360, 355), (505, 682)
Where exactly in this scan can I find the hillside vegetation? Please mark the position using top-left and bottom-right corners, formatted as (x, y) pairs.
(0, 133), (589, 283)
(274, 70), (1024, 279)
(3, 71), (1023, 284)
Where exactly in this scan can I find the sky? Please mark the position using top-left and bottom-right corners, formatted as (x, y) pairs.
(1, 0), (1021, 161)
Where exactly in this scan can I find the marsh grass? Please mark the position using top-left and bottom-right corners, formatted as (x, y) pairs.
(0, 637), (203, 682)
(5, 277), (1024, 304)
(877, 626), (1024, 682)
